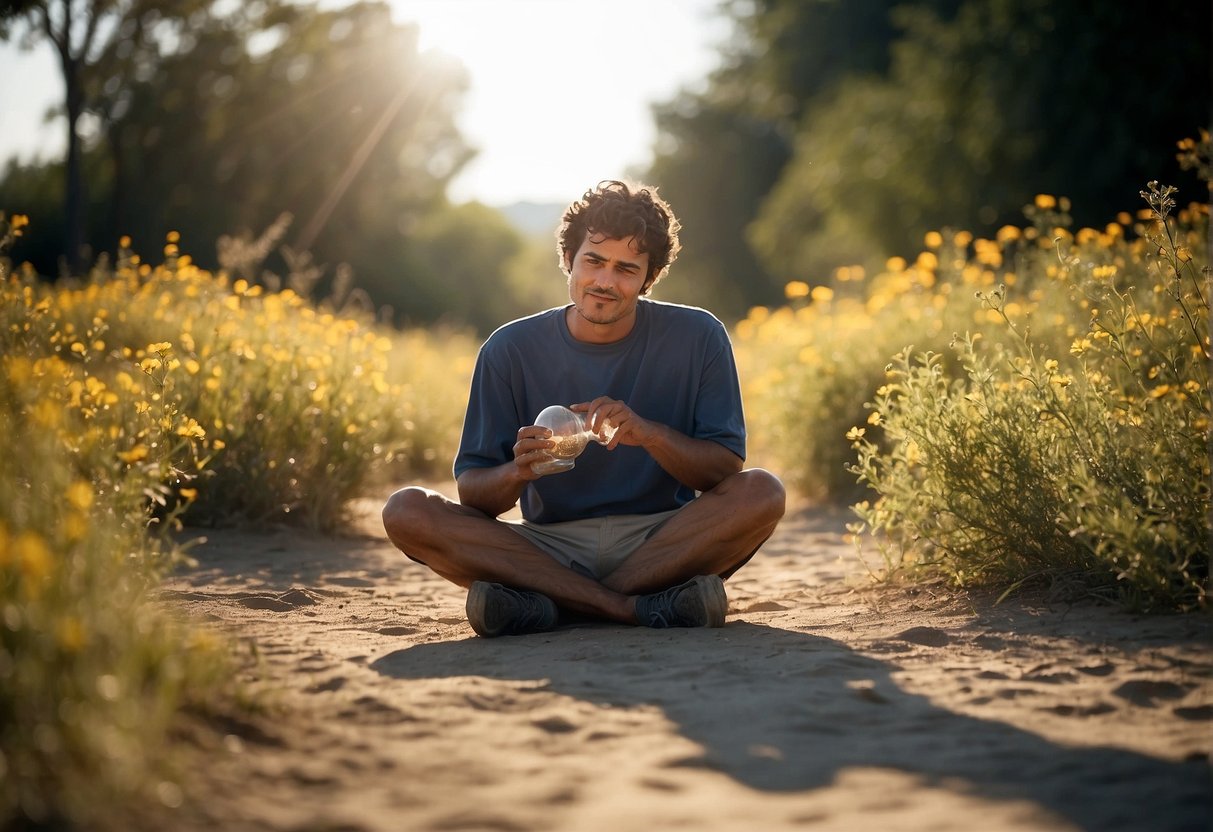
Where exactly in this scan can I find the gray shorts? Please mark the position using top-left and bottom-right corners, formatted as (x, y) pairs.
(505, 508), (682, 580)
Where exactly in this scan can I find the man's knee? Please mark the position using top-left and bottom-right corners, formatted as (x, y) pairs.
(382, 486), (444, 548)
(723, 468), (787, 523)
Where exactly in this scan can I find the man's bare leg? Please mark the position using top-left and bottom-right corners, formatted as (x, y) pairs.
(381, 486), (637, 623)
(601, 468), (786, 596)
(382, 469), (785, 626)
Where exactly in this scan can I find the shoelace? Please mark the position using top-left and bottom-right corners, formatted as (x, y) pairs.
(500, 586), (553, 630)
(638, 584), (684, 628)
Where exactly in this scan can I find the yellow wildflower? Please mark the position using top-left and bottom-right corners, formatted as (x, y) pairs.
(177, 418), (206, 439)
(117, 445), (149, 463)
(57, 617), (85, 652)
(15, 531), (51, 581)
(784, 280), (810, 299)
(66, 481), (94, 510)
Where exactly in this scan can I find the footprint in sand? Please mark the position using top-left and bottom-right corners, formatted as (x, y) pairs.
(327, 576), (376, 587)
(532, 715), (579, 734)
(337, 695), (414, 725)
(307, 676), (347, 694)
(377, 626), (417, 636)
(1111, 679), (1190, 707)
(896, 626), (951, 647)
(236, 587), (321, 611)
(1039, 702), (1117, 717)
(1173, 704), (1213, 721)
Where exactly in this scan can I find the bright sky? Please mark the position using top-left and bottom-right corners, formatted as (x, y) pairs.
(0, 0), (730, 206)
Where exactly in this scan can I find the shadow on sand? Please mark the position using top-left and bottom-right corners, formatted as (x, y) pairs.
(372, 622), (1210, 832)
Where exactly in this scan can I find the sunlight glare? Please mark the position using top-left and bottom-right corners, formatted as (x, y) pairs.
(385, 0), (724, 205)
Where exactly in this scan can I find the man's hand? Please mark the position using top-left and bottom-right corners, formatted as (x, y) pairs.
(456, 423), (557, 516)
(571, 397), (654, 451)
(513, 424), (556, 480)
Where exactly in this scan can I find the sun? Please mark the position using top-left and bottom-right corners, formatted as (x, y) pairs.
(383, 0), (724, 205)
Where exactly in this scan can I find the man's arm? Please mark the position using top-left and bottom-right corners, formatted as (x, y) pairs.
(633, 420), (743, 492)
(456, 424), (554, 517)
(575, 399), (743, 493)
(456, 463), (529, 518)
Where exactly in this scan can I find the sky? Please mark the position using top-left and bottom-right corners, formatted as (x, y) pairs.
(0, 0), (732, 206)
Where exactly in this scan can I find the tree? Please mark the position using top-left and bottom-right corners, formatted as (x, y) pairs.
(749, 0), (1211, 283)
(2, 1), (496, 328)
(0, 0), (208, 272)
(647, 0), (1210, 318)
(645, 0), (949, 319)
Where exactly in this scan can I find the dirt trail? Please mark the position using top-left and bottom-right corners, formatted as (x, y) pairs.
(157, 497), (1212, 831)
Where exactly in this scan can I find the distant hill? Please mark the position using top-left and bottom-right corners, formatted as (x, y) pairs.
(497, 201), (564, 239)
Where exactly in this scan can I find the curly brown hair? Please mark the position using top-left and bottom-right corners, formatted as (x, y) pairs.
(557, 180), (682, 292)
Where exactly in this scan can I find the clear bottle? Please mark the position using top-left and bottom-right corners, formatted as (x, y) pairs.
(530, 405), (617, 475)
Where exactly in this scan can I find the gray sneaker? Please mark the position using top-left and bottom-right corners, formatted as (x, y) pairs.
(466, 581), (559, 638)
(634, 575), (727, 629)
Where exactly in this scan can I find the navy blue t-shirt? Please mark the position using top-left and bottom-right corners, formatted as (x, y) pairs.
(454, 299), (746, 524)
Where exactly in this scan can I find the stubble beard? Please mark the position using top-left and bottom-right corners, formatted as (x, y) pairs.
(575, 294), (633, 326)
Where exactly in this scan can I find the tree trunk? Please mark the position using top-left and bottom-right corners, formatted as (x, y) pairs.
(63, 60), (86, 275)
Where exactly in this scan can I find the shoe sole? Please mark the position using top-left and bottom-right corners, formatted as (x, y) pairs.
(693, 574), (728, 628)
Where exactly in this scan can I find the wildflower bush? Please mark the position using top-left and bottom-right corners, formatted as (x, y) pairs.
(1, 216), (235, 827)
(736, 195), (1098, 500)
(14, 233), (476, 530)
(847, 181), (1208, 610)
(0, 215), (476, 826)
(737, 139), (1209, 610)
(735, 265), (957, 500)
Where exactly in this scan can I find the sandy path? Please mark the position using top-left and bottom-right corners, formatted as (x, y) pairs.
(157, 496), (1212, 831)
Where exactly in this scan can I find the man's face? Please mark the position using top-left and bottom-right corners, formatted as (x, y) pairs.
(565, 234), (651, 339)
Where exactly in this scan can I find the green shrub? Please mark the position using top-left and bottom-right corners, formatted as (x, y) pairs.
(849, 182), (1209, 610)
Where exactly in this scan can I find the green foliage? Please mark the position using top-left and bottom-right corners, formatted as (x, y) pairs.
(648, 0), (1209, 323)
(402, 201), (526, 331)
(848, 184), (1210, 610)
(503, 232), (571, 318)
(747, 0), (1210, 288)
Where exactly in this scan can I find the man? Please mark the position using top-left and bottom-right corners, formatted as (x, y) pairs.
(382, 180), (785, 637)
